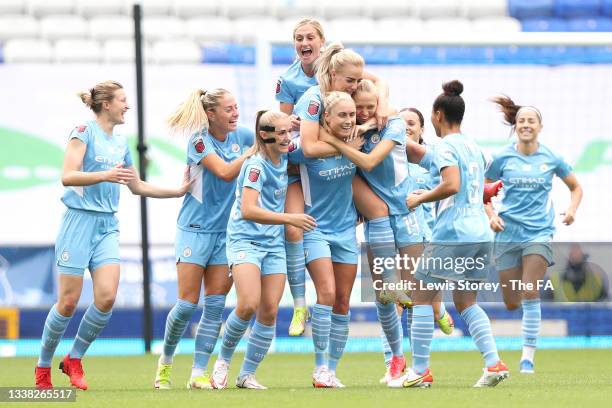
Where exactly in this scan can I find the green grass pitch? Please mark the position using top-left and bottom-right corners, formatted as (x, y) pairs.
(3, 349), (611, 407)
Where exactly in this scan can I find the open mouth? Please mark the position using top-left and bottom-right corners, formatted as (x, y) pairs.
(279, 140), (290, 146)
(301, 47), (313, 58)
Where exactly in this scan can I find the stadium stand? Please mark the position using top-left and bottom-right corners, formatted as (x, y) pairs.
(0, 1), (610, 64)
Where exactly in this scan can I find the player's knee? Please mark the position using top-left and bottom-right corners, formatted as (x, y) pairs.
(317, 287), (335, 306)
(178, 289), (200, 304)
(256, 309), (278, 326)
(96, 293), (116, 312)
(57, 298), (78, 316)
(285, 225), (303, 242)
(334, 294), (351, 314)
(236, 301), (258, 319)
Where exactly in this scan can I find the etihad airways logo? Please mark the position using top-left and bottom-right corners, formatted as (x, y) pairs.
(318, 163), (356, 179)
(508, 176), (546, 189)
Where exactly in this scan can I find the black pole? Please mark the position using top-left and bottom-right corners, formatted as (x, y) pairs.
(133, 3), (152, 353)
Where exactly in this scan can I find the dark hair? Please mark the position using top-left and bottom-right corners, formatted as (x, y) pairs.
(432, 80), (465, 125)
(490, 95), (544, 128)
(399, 107), (425, 144)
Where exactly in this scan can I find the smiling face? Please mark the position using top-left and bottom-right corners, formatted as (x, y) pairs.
(104, 88), (129, 125)
(207, 93), (239, 133)
(325, 99), (356, 139)
(515, 109), (542, 143)
(263, 116), (292, 156)
(400, 110), (424, 143)
(294, 23), (324, 67)
(331, 64), (363, 95)
(354, 91), (377, 125)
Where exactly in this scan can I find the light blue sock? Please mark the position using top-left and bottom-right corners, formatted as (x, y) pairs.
(69, 304), (112, 359)
(405, 307), (413, 348)
(438, 302), (447, 320)
(286, 241), (306, 303)
(193, 295), (225, 369)
(367, 217), (397, 282)
(160, 299), (197, 363)
(411, 304), (434, 374)
(461, 304), (500, 367)
(219, 310), (250, 363)
(311, 304), (332, 368)
(239, 320), (275, 377)
(376, 301), (402, 357)
(381, 329), (392, 366)
(328, 312), (350, 372)
(38, 305), (72, 367)
(522, 299), (541, 349)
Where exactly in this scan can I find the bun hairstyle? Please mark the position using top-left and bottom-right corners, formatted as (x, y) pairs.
(314, 42), (364, 94)
(491, 95), (542, 127)
(432, 80), (465, 125)
(166, 88), (230, 136)
(77, 80), (123, 113)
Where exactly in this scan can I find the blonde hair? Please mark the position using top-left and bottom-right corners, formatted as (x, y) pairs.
(254, 110), (289, 159)
(77, 80), (123, 114)
(293, 18), (325, 42)
(166, 88), (230, 135)
(353, 79), (377, 98)
(322, 91), (355, 129)
(314, 42), (364, 94)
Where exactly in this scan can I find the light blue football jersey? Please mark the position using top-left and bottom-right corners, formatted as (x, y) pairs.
(426, 134), (492, 243)
(61, 120), (133, 213)
(177, 126), (254, 233)
(485, 143), (572, 236)
(288, 138), (357, 233)
(409, 162), (436, 233)
(294, 85), (323, 123)
(227, 154), (288, 252)
(359, 117), (413, 215)
(275, 60), (318, 106)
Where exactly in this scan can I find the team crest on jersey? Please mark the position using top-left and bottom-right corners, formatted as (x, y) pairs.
(307, 100), (320, 116)
(370, 134), (381, 144)
(61, 251), (70, 262)
(76, 125), (87, 133)
(248, 168), (261, 182)
(183, 247), (192, 258)
(275, 79), (282, 94)
(193, 138), (205, 153)
(231, 143), (240, 153)
(539, 163), (549, 172)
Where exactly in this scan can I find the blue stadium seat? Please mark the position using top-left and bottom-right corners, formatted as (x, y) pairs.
(567, 17), (612, 31)
(554, 0), (602, 18)
(521, 17), (569, 31)
(604, 0), (612, 16)
(508, 0), (555, 19)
